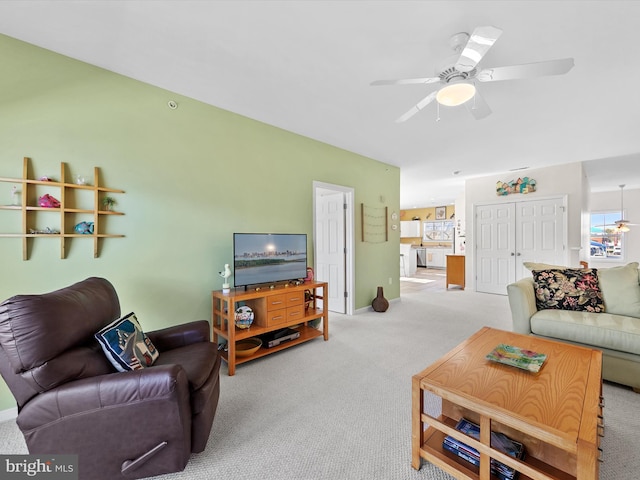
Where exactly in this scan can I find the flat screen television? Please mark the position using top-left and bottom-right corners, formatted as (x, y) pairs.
(233, 233), (308, 288)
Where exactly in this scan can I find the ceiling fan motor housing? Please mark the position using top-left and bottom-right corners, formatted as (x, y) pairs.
(438, 66), (477, 84)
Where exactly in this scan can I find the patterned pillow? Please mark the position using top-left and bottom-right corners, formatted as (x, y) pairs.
(533, 269), (605, 313)
(95, 312), (159, 372)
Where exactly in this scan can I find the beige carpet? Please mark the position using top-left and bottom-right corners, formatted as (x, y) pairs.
(0, 288), (637, 479)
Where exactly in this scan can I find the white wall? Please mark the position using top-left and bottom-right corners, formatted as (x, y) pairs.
(588, 188), (640, 268)
(464, 162), (587, 290)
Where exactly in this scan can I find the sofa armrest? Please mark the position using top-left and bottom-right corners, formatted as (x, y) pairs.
(507, 277), (538, 334)
(147, 320), (211, 351)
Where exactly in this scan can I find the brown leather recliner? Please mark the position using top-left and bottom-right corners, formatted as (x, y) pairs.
(0, 277), (221, 480)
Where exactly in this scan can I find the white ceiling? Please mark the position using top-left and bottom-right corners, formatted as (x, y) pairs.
(1, 1), (639, 208)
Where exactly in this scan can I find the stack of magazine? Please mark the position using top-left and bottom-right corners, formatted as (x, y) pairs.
(443, 418), (525, 480)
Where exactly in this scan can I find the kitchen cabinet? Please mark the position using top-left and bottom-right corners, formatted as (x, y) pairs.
(425, 247), (453, 268)
(400, 220), (421, 238)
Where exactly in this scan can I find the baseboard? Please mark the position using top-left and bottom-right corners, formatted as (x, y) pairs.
(0, 406), (17, 422)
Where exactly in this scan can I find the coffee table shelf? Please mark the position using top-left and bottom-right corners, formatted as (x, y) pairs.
(412, 327), (603, 480)
(418, 415), (575, 480)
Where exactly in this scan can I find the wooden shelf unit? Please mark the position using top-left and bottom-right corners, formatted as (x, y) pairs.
(212, 281), (328, 375)
(0, 157), (124, 259)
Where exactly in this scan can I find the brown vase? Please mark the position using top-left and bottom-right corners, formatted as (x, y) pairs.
(371, 286), (389, 312)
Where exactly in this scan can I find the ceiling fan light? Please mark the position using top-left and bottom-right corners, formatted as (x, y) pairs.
(617, 224), (630, 233)
(436, 82), (476, 107)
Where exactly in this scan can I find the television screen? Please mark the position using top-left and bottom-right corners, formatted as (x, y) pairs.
(233, 233), (308, 288)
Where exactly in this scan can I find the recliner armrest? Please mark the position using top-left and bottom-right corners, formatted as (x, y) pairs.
(16, 365), (193, 480)
(507, 277), (538, 334)
(147, 320), (211, 351)
(17, 365), (189, 430)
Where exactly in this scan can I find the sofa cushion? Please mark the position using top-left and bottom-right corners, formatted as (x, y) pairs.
(531, 309), (640, 355)
(597, 262), (640, 318)
(95, 312), (159, 372)
(532, 269), (605, 313)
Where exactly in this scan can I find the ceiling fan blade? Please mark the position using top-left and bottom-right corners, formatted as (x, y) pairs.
(371, 77), (440, 86)
(476, 58), (574, 82)
(395, 91), (438, 123)
(464, 89), (492, 120)
(455, 26), (503, 73)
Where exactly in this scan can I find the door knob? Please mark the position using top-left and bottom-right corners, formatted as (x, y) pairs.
(510, 252), (515, 256)
(517, 252), (521, 256)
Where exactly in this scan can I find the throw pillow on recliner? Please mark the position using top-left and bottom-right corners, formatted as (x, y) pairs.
(95, 312), (159, 372)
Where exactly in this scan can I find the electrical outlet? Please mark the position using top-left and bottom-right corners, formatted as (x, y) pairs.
(388, 277), (392, 285)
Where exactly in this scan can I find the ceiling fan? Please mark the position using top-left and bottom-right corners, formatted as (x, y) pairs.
(371, 26), (574, 122)
(614, 184), (636, 232)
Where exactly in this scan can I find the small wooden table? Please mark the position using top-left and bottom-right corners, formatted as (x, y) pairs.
(446, 254), (465, 289)
(412, 327), (603, 480)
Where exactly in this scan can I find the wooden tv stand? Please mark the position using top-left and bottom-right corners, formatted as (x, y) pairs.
(212, 281), (328, 375)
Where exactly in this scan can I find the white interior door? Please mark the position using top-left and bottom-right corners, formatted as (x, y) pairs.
(515, 198), (566, 279)
(475, 197), (566, 294)
(315, 187), (346, 314)
(475, 203), (516, 294)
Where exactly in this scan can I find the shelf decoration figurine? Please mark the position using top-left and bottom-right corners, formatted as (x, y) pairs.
(38, 194), (60, 208)
(11, 186), (21, 206)
(219, 264), (232, 293)
(74, 221), (94, 234)
(305, 267), (314, 283)
(102, 196), (116, 211)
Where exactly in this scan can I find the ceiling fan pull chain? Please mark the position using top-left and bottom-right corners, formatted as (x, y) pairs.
(436, 102), (441, 122)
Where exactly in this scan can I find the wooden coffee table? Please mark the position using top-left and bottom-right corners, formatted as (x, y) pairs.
(412, 327), (603, 480)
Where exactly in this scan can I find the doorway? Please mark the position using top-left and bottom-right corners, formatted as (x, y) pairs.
(475, 197), (567, 294)
(313, 182), (354, 315)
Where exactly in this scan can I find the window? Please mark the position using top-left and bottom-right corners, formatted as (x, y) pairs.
(590, 212), (624, 259)
(423, 220), (454, 243)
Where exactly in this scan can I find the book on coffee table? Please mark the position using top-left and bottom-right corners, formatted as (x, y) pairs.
(485, 344), (547, 373)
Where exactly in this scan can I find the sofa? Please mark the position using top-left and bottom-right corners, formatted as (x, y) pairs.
(507, 262), (640, 392)
(0, 277), (222, 479)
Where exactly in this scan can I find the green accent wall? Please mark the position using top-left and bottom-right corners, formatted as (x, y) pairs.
(0, 35), (400, 411)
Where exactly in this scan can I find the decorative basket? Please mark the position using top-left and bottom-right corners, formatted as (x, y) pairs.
(234, 305), (254, 329)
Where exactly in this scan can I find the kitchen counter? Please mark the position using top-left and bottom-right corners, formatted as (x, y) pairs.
(413, 246), (453, 268)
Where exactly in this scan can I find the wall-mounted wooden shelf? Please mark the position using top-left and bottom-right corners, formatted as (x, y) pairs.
(0, 157), (125, 259)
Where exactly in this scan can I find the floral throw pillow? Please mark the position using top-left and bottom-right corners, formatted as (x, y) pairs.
(533, 269), (605, 313)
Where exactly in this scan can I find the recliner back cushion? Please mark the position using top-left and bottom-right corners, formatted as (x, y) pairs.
(0, 277), (121, 374)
